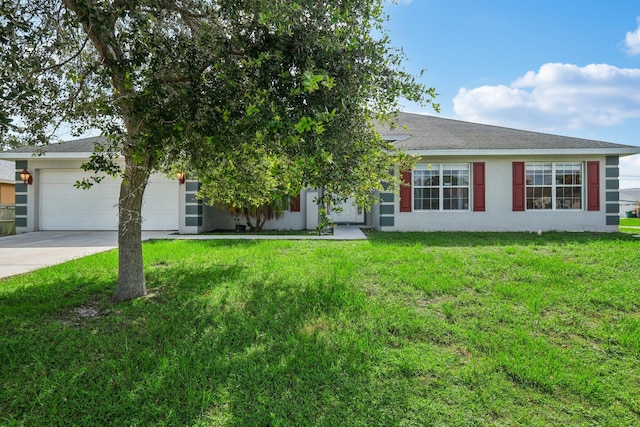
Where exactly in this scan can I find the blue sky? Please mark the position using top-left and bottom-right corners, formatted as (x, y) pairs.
(384, 0), (640, 188)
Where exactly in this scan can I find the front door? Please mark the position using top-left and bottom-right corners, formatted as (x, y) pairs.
(329, 198), (365, 224)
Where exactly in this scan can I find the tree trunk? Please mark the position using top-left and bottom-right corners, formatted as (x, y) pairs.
(113, 159), (150, 301)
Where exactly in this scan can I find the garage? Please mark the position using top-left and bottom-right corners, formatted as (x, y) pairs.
(39, 169), (179, 230)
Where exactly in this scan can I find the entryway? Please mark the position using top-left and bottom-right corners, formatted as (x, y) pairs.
(328, 198), (365, 224)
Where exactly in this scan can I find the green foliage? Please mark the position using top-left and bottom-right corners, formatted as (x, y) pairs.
(1, 232), (640, 425)
(4, 0), (436, 205)
(316, 202), (336, 235)
(173, 0), (437, 213)
(3, 0), (437, 298)
(226, 193), (291, 232)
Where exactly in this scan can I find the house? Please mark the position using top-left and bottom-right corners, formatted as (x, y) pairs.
(0, 160), (15, 205)
(1, 113), (638, 234)
(372, 113), (640, 232)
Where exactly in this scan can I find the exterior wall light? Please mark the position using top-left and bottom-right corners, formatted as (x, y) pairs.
(176, 171), (186, 185)
(20, 168), (33, 186)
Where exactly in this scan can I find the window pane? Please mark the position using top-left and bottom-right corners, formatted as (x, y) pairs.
(414, 188), (439, 210)
(555, 163), (582, 209)
(414, 165), (439, 187)
(413, 163), (469, 211)
(443, 163), (469, 186)
(414, 164), (439, 210)
(526, 186), (552, 209)
(526, 163), (552, 186)
(556, 162), (582, 185)
(556, 186), (582, 209)
(443, 188), (469, 210)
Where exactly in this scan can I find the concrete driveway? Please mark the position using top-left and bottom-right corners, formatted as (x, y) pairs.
(0, 231), (171, 279)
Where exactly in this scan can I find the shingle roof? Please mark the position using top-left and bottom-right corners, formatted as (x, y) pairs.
(1, 115), (639, 158)
(380, 112), (640, 153)
(6, 136), (107, 154)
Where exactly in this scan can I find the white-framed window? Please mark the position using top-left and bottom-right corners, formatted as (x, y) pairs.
(413, 163), (470, 211)
(526, 162), (583, 210)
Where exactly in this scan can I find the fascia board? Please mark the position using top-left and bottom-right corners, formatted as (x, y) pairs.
(408, 148), (640, 157)
(383, 135), (411, 142)
(0, 152), (100, 160)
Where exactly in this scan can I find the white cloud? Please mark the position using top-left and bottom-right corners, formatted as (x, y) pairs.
(453, 63), (640, 131)
(386, 0), (414, 5)
(625, 18), (640, 56)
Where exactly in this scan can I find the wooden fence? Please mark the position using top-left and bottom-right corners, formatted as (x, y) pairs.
(0, 204), (15, 236)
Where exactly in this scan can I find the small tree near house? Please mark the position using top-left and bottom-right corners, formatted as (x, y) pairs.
(227, 198), (290, 233)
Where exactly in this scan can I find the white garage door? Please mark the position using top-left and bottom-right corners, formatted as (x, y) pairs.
(40, 170), (179, 230)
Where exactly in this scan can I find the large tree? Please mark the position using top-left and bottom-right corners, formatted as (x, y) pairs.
(1, 0), (437, 301)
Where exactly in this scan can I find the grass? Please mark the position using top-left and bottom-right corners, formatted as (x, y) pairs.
(620, 217), (640, 234)
(1, 232), (639, 426)
(205, 229), (323, 236)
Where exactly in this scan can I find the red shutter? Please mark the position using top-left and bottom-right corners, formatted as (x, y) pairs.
(399, 169), (412, 212)
(289, 193), (301, 212)
(473, 162), (485, 212)
(512, 162), (525, 211)
(587, 161), (600, 211)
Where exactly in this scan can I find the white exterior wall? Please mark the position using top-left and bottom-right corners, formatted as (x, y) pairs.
(201, 204), (218, 232)
(15, 158), (181, 233)
(206, 206), (306, 231)
(204, 190), (312, 231)
(369, 191), (381, 229)
(9, 153), (623, 234)
(381, 155), (618, 233)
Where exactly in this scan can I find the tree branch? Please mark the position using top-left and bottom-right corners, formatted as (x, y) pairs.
(37, 35), (90, 74)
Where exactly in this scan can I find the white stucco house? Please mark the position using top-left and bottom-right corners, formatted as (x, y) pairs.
(1, 112), (639, 234)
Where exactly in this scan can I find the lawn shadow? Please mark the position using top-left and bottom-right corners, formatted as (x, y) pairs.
(1, 260), (407, 426)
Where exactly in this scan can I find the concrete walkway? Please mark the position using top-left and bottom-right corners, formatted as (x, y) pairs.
(0, 226), (366, 279)
(164, 225), (367, 241)
(0, 231), (170, 279)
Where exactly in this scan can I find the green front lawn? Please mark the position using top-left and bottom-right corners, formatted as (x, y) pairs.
(1, 232), (639, 426)
(620, 217), (640, 234)
(620, 218), (640, 226)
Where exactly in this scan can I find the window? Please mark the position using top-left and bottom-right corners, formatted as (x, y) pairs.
(525, 162), (582, 210)
(414, 163), (470, 211)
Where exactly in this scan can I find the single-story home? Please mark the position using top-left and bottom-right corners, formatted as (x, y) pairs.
(1, 112), (639, 234)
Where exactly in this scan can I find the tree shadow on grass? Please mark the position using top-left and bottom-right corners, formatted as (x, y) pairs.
(0, 260), (421, 426)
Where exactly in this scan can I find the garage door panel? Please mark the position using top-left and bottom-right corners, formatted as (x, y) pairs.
(40, 170), (178, 231)
(140, 175), (179, 230)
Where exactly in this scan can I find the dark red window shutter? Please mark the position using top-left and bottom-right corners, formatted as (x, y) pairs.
(399, 169), (412, 212)
(289, 193), (301, 212)
(512, 162), (525, 211)
(473, 162), (485, 212)
(587, 161), (600, 211)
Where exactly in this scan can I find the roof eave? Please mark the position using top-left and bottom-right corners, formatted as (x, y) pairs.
(0, 152), (97, 160)
(407, 148), (640, 157)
